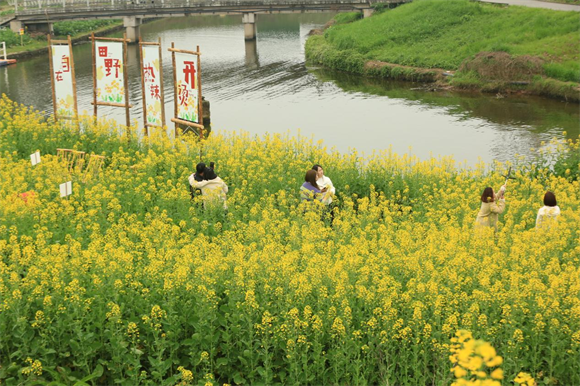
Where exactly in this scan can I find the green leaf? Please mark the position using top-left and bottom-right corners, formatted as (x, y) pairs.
(233, 373), (246, 385)
(75, 364), (103, 385)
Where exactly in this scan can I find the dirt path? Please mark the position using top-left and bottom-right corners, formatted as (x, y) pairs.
(479, 0), (580, 12)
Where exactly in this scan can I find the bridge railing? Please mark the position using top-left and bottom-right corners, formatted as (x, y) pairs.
(14, 0), (392, 15)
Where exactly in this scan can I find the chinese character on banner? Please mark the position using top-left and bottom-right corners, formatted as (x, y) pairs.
(150, 84), (160, 99)
(174, 52), (200, 125)
(104, 58), (121, 78)
(95, 41), (125, 104)
(143, 65), (155, 82)
(61, 56), (70, 72)
(183, 61), (196, 89)
(55, 71), (63, 82)
(178, 84), (189, 106)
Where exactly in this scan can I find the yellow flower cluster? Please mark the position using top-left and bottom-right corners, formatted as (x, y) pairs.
(0, 95), (578, 384)
(449, 330), (503, 386)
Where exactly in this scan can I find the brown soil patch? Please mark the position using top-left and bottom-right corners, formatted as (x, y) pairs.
(307, 19), (336, 36)
(460, 52), (545, 81)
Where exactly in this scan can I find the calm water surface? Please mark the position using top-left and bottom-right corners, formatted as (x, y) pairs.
(1, 14), (579, 165)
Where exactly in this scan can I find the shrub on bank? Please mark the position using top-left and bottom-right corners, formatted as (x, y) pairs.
(53, 20), (120, 36)
(0, 95), (579, 385)
(0, 29), (33, 48)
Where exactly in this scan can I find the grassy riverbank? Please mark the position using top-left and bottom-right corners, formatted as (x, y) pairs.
(305, 0), (580, 101)
(2, 20), (121, 57)
(1, 96), (580, 384)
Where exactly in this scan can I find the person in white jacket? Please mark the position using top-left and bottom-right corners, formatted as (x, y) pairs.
(312, 164), (335, 206)
(188, 162), (228, 209)
(536, 191), (560, 229)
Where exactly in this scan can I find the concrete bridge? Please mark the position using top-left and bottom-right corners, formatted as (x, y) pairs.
(6, 0), (410, 41)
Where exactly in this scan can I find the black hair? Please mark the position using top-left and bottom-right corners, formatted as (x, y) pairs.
(544, 191), (557, 207)
(481, 187), (494, 203)
(312, 164), (322, 172)
(195, 161), (217, 181)
(305, 170), (319, 190)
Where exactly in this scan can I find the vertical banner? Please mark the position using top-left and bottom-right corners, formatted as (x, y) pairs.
(47, 35), (78, 121)
(169, 43), (204, 137)
(91, 33), (132, 129)
(139, 37), (166, 134)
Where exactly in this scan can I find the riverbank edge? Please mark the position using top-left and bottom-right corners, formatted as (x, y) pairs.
(6, 22), (124, 60)
(305, 31), (580, 103)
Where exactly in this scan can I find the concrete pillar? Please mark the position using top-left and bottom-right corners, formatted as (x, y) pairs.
(362, 8), (374, 18)
(242, 13), (256, 41)
(10, 19), (24, 34)
(28, 23), (54, 35)
(244, 39), (259, 69)
(124, 16), (142, 43)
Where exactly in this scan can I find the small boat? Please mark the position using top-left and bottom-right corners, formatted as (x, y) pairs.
(0, 59), (17, 67)
(0, 42), (16, 67)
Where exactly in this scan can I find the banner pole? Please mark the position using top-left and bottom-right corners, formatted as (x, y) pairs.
(196, 45), (203, 140)
(123, 33), (131, 132)
(159, 37), (166, 129)
(138, 35), (148, 136)
(91, 33), (97, 119)
(68, 35), (79, 130)
(171, 41), (178, 138)
(47, 34), (59, 122)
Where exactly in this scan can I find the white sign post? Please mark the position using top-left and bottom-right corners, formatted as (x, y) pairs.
(30, 151), (41, 166)
(59, 181), (72, 198)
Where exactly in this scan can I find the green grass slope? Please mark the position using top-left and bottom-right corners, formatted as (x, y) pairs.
(306, 0), (580, 94)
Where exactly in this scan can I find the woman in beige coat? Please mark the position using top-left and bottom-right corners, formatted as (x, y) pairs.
(474, 185), (506, 230)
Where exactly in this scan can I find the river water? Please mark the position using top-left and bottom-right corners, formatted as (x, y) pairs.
(1, 14), (578, 165)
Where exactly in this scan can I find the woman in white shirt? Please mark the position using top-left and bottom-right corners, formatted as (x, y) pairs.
(312, 164), (335, 206)
(536, 191), (560, 229)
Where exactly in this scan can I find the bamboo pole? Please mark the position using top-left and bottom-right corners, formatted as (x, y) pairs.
(168, 47), (201, 56)
(158, 37), (166, 129)
(47, 34), (59, 122)
(171, 117), (204, 130)
(68, 35), (79, 128)
(171, 41), (178, 137)
(50, 39), (69, 44)
(196, 44), (203, 140)
(139, 36), (148, 136)
(92, 36), (131, 42)
(123, 33), (131, 131)
(91, 33), (97, 119)
(92, 101), (134, 108)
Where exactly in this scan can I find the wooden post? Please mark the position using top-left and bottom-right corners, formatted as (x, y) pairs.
(171, 41), (178, 137)
(47, 34), (59, 122)
(138, 36), (147, 136)
(68, 35), (79, 128)
(91, 32), (97, 119)
(196, 45), (203, 140)
(158, 37), (166, 129)
(123, 33), (131, 132)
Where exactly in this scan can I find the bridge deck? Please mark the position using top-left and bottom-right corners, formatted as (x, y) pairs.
(13, 0), (407, 20)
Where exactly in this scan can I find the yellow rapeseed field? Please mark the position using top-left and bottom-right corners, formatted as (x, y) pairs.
(0, 95), (579, 385)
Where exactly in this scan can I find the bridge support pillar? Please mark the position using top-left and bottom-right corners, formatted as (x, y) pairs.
(124, 16), (142, 43)
(362, 8), (374, 18)
(10, 19), (24, 34)
(242, 13), (257, 41)
(28, 23), (54, 35)
(245, 39), (259, 69)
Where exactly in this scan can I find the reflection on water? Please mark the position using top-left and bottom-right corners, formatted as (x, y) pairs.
(1, 13), (578, 165)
